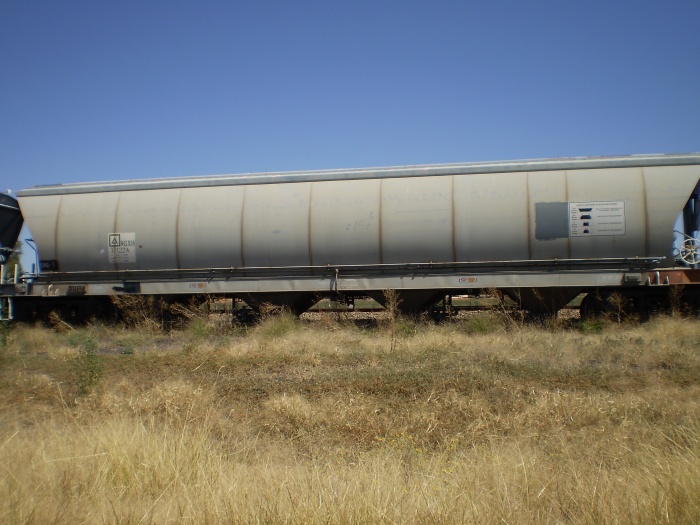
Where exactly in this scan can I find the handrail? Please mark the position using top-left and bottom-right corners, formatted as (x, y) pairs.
(27, 256), (665, 284)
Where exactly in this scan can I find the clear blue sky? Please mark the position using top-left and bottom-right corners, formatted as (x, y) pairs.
(1, 0), (699, 193)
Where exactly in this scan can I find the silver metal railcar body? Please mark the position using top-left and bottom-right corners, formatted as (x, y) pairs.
(5, 153), (700, 318)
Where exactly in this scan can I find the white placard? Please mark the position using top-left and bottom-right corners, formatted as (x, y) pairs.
(108, 233), (136, 263)
(569, 202), (625, 237)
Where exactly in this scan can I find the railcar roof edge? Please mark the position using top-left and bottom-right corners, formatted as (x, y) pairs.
(15, 152), (700, 197)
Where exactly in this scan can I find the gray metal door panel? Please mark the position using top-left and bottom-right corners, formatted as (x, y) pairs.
(115, 189), (180, 270)
(454, 172), (530, 262)
(177, 186), (245, 269)
(243, 182), (311, 267)
(57, 192), (120, 271)
(309, 179), (381, 265)
(380, 176), (453, 264)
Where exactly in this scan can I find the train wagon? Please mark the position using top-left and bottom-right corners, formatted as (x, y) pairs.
(1, 153), (699, 321)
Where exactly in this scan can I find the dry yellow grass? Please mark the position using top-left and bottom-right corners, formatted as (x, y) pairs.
(1, 315), (699, 524)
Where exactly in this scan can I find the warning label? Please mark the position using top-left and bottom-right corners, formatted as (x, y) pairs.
(569, 202), (625, 237)
(108, 233), (136, 263)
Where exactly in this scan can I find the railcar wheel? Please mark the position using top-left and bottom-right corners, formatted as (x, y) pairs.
(580, 291), (638, 322)
(580, 291), (615, 320)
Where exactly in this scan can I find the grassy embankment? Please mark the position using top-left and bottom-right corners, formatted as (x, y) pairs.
(1, 312), (699, 524)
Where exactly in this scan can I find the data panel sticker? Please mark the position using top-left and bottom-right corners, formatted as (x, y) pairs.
(108, 233), (136, 263)
(569, 202), (625, 237)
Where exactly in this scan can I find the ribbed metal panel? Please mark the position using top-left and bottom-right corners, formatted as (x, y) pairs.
(15, 157), (700, 274)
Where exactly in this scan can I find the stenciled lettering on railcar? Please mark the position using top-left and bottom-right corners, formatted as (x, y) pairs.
(108, 233), (136, 263)
(569, 202), (625, 237)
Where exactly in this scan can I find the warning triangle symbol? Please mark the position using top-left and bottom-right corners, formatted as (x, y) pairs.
(110, 235), (119, 246)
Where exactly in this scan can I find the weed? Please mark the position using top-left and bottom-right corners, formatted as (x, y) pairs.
(607, 292), (628, 324)
(0, 320), (11, 348)
(188, 318), (213, 339)
(69, 330), (103, 395)
(111, 295), (169, 330)
(457, 314), (502, 334)
(580, 318), (606, 333)
(669, 284), (686, 316)
(382, 289), (403, 352)
(254, 311), (299, 339)
(396, 318), (419, 337)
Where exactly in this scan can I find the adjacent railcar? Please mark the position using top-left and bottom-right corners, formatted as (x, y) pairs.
(2, 153), (699, 320)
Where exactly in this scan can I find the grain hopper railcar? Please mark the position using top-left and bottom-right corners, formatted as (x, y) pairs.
(1, 153), (699, 321)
